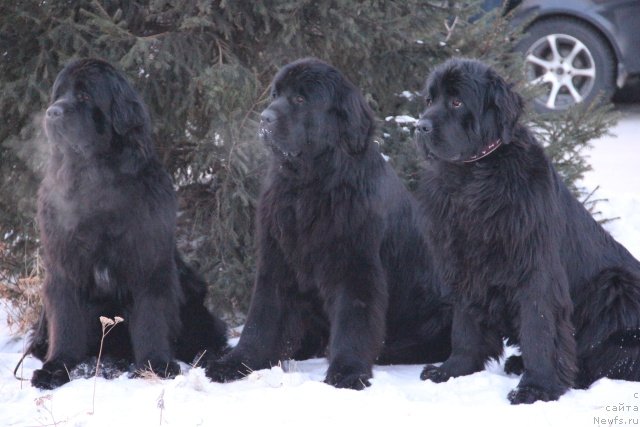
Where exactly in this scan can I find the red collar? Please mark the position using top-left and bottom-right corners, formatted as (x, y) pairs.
(462, 139), (502, 163)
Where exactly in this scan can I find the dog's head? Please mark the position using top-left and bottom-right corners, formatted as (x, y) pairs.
(259, 57), (374, 167)
(414, 58), (523, 163)
(45, 58), (153, 164)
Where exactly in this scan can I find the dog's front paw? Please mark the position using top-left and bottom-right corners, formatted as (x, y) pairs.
(420, 364), (452, 383)
(31, 361), (72, 389)
(324, 371), (371, 390)
(205, 357), (252, 383)
(507, 385), (561, 404)
(132, 360), (181, 379)
(325, 362), (371, 390)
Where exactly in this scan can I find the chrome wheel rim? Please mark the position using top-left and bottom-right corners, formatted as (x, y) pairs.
(524, 33), (596, 110)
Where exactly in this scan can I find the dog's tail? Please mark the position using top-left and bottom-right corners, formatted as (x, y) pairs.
(574, 267), (640, 388)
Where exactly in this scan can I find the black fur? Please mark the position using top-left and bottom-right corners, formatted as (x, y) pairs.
(414, 58), (640, 404)
(205, 57), (451, 389)
(30, 58), (228, 389)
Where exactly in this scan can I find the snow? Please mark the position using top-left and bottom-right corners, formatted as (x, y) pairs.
(2, 106), (640, 427)
(385, 114), (417, 124)
(581, 105), (640, 259)
(399, 90), (416, 100)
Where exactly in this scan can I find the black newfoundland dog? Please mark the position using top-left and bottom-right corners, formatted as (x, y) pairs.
(205, 57), (451, 389)
(29, 58), (228, 389)
(414, 58), (640, 404)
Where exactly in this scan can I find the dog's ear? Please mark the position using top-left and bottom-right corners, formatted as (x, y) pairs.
(488, 72), (523, 145)
(110, 74), (153, 160)
(111, 78), (147, 137)
(336, 84), (375, 155)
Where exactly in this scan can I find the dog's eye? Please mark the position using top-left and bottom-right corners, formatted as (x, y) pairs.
(451, 99), (462, 108)
(293, 95), (305, 105)
(425, 97), (433, 107)
(271, 92), (277, 100)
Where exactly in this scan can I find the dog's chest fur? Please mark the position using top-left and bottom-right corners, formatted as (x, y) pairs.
(260, 158), (384, 293)
(421, 150), (552, 300)
(276, 185), (369, 288)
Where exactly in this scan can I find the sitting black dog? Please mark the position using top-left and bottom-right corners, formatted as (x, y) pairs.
(206, 57), (451, 389)
(414, 58), (640, 404)
(29, 58), (228, 389)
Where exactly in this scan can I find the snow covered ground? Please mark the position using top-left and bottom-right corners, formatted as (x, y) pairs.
(582, 104), (640, 259)
(1, 106), (640, 427)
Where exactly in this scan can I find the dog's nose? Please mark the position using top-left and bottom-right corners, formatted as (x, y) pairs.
(416, 118), (433, 134)
(260, 109), (276, 124)
(46, 105), (63, 119)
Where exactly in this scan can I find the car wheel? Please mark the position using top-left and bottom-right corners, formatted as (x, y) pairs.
(516, 18), (616, 112)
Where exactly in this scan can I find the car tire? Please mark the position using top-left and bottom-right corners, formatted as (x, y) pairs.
(516, 18), (616, 112)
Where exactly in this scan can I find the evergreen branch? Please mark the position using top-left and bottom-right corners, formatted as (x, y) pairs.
(78, 9), (132, 40)
(90, 0), (111, 20)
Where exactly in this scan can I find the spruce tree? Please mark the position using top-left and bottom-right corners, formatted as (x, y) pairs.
(0, 0), (615, 324)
